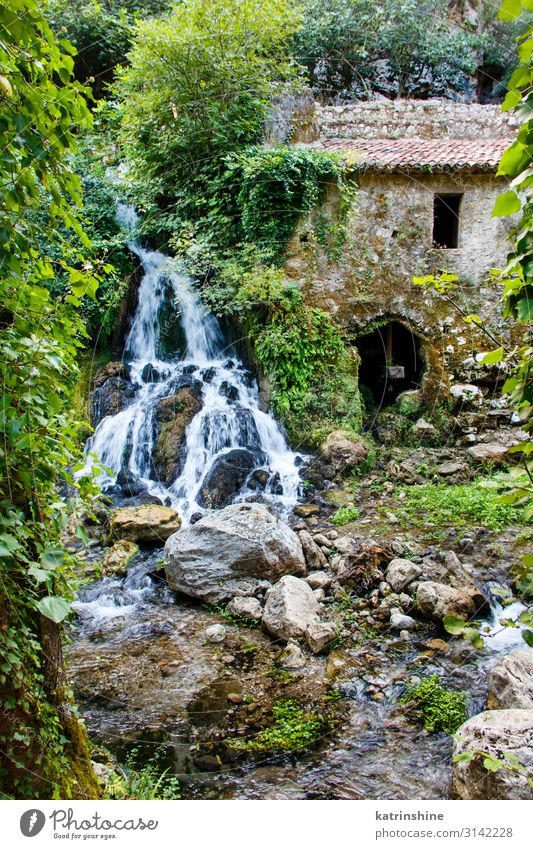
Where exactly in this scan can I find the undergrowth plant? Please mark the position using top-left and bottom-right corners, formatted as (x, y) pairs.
(399, 675), (468, 735)
(228, 699), (329, 753)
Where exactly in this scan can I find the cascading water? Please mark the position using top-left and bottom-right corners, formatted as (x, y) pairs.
(83, 206), (304, 521)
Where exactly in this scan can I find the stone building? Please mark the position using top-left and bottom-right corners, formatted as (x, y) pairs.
(285, 99), (519, 407)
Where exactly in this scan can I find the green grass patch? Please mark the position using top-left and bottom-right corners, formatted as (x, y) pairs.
(395, 477), (527, 534)
(228, 699), (329, 753)
(399, 675), (467, 735)
(331, 506), (360, 526)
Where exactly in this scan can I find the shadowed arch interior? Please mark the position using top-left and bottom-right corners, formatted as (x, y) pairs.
(356, 320), (423, 406)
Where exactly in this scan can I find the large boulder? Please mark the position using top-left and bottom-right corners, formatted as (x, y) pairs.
(416, 581), (476, 622)
(164, 503), (305, 603)
(197, 449), (256, 508)
(453, 710), (533, 799)
(153, 388), (201, 485)
(110, 505), (182, 544)
(421, 551), (487, 610)
(320, 430), (368, 478)
(487, 650), (533, 710)
(262, 575), (320, 641)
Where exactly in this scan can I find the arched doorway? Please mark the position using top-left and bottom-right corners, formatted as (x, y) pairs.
(356, 320), (423, 406)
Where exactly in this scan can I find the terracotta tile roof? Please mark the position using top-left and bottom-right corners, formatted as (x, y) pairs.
(315, 138), (510, 171)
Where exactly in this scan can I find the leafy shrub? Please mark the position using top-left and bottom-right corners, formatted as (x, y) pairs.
(331, 507), (360, 526)
(106, 747), (181, 800)
(228, 699), (328, 753)
(399, 675), (467, 735)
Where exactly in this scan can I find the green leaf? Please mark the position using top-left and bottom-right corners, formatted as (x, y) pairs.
(492, 191), (521, 217)
(452, 751), (474, 763)
(41, 547), (65, 569)
(36, 596), (71, 624)
(502, 89), (523, 112)
(443, 615), (466, 635)
(483, 756), (502, 772)
(498, 0), (522, 21)
(28, 565), (52, 584)
(522, 629), (533, 647)
(477, 347), (505, 365)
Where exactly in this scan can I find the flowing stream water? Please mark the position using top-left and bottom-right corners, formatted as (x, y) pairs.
(83, 205), (303, 521)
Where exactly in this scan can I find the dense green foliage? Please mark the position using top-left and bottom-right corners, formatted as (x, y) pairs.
(294, 0), (522, 102)
(46, 0), (170, 95)
(114, 0), (301, 242)
(105, 747), (181, 799)
(229, 699), (329, 753)
(400, 675), (468, 735)
(0, 0), (100, 798)
(204, 262), (362, 445)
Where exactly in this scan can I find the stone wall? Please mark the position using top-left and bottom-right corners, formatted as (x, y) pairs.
(316, 99), (518, 142)
(284, 169), (515, 397)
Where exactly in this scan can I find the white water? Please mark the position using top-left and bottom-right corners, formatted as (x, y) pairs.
(83, 206), (303, 521)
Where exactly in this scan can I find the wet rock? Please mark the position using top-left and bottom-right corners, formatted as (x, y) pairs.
(298, 530), (328, 569)
(453, 710), (533, 799)
(198, 449), (256, 508)
(102, 540), (139, 576)
(293, 504), (321, 518)
(141, 363), (161, 383)
(110, 505), (182, 544)
(278, 639), (307, 669)
(205, 624), (226, 643)
(320, 430), (368, 477)
(468, 443), (508, 464)
(153, 388), (202, 485)
(326, 649), (348, 680)
(306, 571), (331, 590)
(116, 469), (147, 498)
(91, 362), (135, 426)
(487, 650), (533, 710)
(416, 581), (476, 622)
(190, 512), (204, 525)
(227, 596), (263, 622)
(262, 575), (320, 641)
(164, 503), (305, 603)
(305, 621), (338, 654)
(385, 558), (422, 592)
(218, 381), (240, 401)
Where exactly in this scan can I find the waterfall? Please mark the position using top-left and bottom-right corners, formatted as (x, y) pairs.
(83, 206), (304, 522)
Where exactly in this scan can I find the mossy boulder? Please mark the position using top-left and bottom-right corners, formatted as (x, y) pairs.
(102, 539), (139, 576)
(320, 430), (368, 478)
(110, 505), (182, 544)
(153, 388), (202, 485)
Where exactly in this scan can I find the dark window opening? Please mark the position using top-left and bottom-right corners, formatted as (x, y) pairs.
(433, 193), (462, 248)
(356, 321), (422, 406)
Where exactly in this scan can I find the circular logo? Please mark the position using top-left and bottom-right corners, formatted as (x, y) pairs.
(20, 810), (46, 837)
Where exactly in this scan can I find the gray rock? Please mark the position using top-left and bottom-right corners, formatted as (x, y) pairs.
(386, 558), (422, 592)
(417, 581), (476, 622)
(305, 621), (339, 654)
(277, 639), (307, 669)
(226, 596), (263, 622)
(306, 570), (331, 590)
(450, 383), (483, 407)
(468, 443), (508, 463)
(262, 575), (320, 641)
(197, 449), (256, 508)
(320, 430), (368, 477)
(298, 530), (328, 569)
(487, 650), (533, 710)
(164, 503), (305, 603)
(453, 709), (533, 799)
(205, 624), (226, 643)
(437, 461), (466, 476)
(421, 550), (487, 609)
(390, 612), (416, 631)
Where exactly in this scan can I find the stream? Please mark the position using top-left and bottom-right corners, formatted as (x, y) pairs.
(69, 209), (529, 800)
